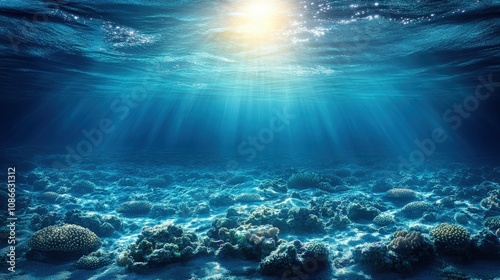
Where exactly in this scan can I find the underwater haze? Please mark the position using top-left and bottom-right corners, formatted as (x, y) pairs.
(1, 0), (500, 279)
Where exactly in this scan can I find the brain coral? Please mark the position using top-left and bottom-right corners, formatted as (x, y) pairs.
(373, 214), (396, 226)
(401, 201), (432, 217)
(28, 224), (100, 252)
(117, 201), (153, 215)
(430, 223), (471, 255)
(385, 188), (417, 199)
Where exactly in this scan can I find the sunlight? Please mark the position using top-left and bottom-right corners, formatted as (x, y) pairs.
(231, 0), (290, 42)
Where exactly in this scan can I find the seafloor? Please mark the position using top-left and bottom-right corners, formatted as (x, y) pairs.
(1, 149), (500, 280)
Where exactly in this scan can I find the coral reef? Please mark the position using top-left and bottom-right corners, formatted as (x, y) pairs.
(149, 204), (176, 218)
(118, 224), (206, 272)
(373, 214), (396, 226)
(287, 172), (321, 189)
(347, 202), (380, 221)
(401, 201), (432, 218)
(259, 179), (288, 193)
(480, 189), (500, 215)
(226, 175), (250, 185)
(28, 224), (100, 253)
(64, 210), (121, 237)
(235, 193), (263, 203)
(484, 216), (500, 231)
(117, 201), (153, 216)
(430, 223), (471, 255)
(146, 177), (171, 188)
(259, 241), (329, 277)
(209, 193), (235, 206)
(245, 206), (324, 233)
(76, 249), (114, 269)
(211, 224), (280, 260)
(71, 180), (96, 194)
(471, 229), (500, 259)
(29, 212), (60, 231)
(385, 188), (417, 200)
(354, 230), (435, 275)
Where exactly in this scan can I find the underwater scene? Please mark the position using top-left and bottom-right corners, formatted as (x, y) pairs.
(1, 0), (500, 279)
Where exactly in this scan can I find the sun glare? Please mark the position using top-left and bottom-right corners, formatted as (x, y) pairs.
(230, 0), (289, 42)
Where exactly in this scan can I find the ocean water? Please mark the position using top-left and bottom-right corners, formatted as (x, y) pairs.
(1, 0), (500, 279)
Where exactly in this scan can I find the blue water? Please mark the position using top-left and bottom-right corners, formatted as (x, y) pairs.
(1, 0), (500, 279)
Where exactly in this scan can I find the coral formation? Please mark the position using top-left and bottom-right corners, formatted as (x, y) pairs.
(347, 202), (380, 221)
(226, 175), (250, 185)
(484, 216), (500, 231)
(259, 241), (329, 277)
(71, 180), (96, 193)
(430, 223), (471, 255)
(117, 201), (153, 216)
(64, 210), (121, 237)
(471, 229), (500, 259)
(209, 193), (235, 206)
(28, 224), (100, 253)
(401, 201), (432, 218)
(287, 172), (321, 189)
(76, 249), (114, 269)
(354, 230), (435, 275)
(29, 212), (59, 231)
(211, 224), (280, 260)
(385, 188), (417, 200)
(235, 193), (263, 202)
(259, 179), (288, 193)
(149, 204), (176, 218)
(118, 224), (206, 272)
(373, 214), (396, 226)
(480, 189), (500, 215)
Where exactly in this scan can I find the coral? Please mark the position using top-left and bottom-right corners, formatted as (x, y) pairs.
(480, 189), (500, 215)
(401, 201), (432, 218)
(373, 214), (396, 226)
(259, 241), (329, 277)
(235, 193), (263, 203)
(39, 192), (62, 203)
(71, 180), (96, 193)
(212, 224), (280, 260)
(289, 207), (325, 233)
(354, 230), (435, 275)
(347, 202), (380, 221)
(226, 175), (250, 185)
(117, 201), (153, 216)
(149, 204), (176, 218)
(326, 213), (350, 230)
(208, 193), (235, 206)
(287, 172), (321, 189)
(259, 179), (288, 193)
(484, 216), (500, 231)
(430, 223), (471, 255)
(76, 249), (113, 269)
(64, 210), (121, 237)
(195, 202), (210, 214)
(119, 223), (205, 272)
(29, 212), (60, 231)
(471, 229), (500, 259)
(28, 224), (100, 252)
(385, 188), (417, 200)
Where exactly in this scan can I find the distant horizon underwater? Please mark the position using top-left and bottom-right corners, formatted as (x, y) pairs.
(1, 0), (500, 279)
